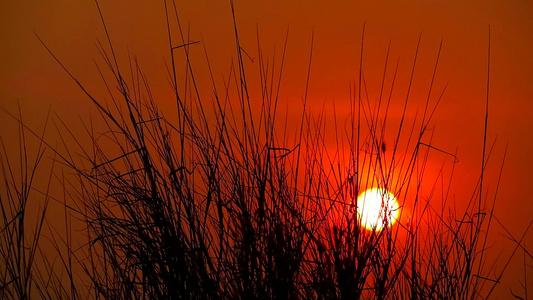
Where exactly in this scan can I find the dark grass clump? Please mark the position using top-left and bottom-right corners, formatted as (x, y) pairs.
(0, 1), (522, 299)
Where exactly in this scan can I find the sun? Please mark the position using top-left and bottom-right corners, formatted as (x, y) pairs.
(357, 188), (400, 231)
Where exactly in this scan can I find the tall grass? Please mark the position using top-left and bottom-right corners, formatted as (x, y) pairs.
(0, 109), (55, 299)
(0, 1), (520, 299)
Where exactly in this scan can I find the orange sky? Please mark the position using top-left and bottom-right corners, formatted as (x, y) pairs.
(1, 0), (532, 297)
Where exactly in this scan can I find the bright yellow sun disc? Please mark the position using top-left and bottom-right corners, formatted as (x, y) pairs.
(357, 188), (399, 231)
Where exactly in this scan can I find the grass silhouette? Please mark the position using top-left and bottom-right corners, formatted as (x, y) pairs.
(0, 1), (523, 299)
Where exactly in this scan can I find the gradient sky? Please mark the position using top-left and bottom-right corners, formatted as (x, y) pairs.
(2, 0), (532, 296)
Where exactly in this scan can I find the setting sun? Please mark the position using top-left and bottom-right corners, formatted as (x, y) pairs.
(357, 188), (400, 231)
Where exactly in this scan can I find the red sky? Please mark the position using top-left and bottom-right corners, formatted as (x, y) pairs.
(2, 0), (532, 296)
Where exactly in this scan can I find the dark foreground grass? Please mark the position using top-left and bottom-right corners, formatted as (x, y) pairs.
(0, 1), (525, 299)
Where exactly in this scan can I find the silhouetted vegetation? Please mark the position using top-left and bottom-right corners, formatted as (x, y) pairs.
(1, 1), (523, 299)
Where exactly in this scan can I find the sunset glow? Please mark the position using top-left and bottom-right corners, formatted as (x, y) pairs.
(357, 188), (400, 231)
(1, 0), (531, 298)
